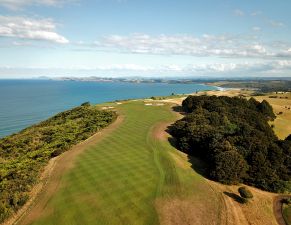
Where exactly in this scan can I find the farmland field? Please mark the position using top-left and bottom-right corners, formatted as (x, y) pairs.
(255, 93), (291, 139)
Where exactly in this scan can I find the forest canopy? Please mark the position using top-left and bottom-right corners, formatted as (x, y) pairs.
(0, 104), (116, 222)
(169, 95), (291, 193)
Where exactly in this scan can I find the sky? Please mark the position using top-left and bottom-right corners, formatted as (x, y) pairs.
(0, 0), (291, 78)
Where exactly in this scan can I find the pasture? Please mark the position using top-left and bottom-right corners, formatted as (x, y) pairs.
(255, 92), (291, 139)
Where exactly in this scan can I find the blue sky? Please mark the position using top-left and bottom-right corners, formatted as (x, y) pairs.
(0, 0), (291, 78)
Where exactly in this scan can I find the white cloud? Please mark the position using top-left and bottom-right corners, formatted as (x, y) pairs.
(249, 10), (286, 29)
(112, 61), (291, 75)
(269, 20), (285, 28)
(94, 64), (151, 71)
(2, 61), (291, 77)
(251, 11), (262, 16)
(234, 9), (245, 16)
(89, 33), (291, 59)
(252, 26), (261, 32)
(0, 16), (69, 44)
(0, 0), (74, 10)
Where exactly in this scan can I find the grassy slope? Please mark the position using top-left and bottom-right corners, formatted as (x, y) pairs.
(24, 101), (219, 225)
(283, 204), (291, 225)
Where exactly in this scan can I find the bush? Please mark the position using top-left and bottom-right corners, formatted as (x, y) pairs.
(240, 197), (249, 204)
(211, 151), (248, 184)
(257, 100), (276, 120)
(271, 180), (291, 193)
(238, 187), (253, 199)
(281, 198), (291, 205)
(81, 102), (90, 107)
(50, 149), (64, 157)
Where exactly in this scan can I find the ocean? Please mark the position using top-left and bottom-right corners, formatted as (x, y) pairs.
(0, 79), (217, 138)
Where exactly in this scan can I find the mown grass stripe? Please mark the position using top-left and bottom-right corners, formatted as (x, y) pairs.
(30, 101), (213, 225)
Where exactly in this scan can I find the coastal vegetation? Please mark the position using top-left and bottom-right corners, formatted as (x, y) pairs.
(0, 103), (116, 223)
(169, 95), (291, 193)
(209, 80), (291, 93)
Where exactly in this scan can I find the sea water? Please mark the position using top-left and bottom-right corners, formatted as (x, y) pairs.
(0, 79), (217, 138)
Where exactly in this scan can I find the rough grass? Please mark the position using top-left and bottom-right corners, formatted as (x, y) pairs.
(255, 93), (291, 139)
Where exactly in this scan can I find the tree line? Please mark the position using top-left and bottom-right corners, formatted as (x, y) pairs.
(169, 95), (291, 193)
(218, 80), (291, 93)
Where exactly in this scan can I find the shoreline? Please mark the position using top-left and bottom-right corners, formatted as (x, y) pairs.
(0, 82), (218, 139)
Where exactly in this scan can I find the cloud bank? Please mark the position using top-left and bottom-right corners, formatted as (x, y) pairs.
(2, 61), (291, 77)
(91, 34), (291, 59)
(0, 0), (74, 10)
(0, 16), (69, 44)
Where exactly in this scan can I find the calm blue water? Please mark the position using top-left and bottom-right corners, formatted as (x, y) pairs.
(0, 79), (217, 138)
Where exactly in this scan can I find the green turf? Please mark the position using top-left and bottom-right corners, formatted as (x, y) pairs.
(30, 101), (219, 225)
(283, 204), (291, 225)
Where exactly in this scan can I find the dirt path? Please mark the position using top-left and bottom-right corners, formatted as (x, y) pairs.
(5, 115), (124, 225)
(273, 195), (290, 225)
(206, 181), (249, 225)
(152, 105), (183, 142)
(152, 121), (172, 141)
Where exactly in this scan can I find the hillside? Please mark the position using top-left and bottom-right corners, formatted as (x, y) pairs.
(0, 104), (116, 223)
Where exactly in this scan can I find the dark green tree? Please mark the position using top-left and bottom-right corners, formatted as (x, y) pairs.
(257, 100), (276, 120)
(238, 187), (253, 198)
(211, 150), (248, 184)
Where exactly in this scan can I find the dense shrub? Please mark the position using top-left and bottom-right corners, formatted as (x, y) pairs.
(211, 151), (248, 184)
(0, 104), (116, 223)
(240, 197), (249, 204)
(257, 100), (276, 120)
(169, 95), (291, 192)
(281, 198), (291, 205)
(81, 101), (91, 107)
(238, 187), (253, 199)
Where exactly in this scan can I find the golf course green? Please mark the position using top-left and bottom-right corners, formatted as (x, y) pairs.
(18, 101), (220, 225)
